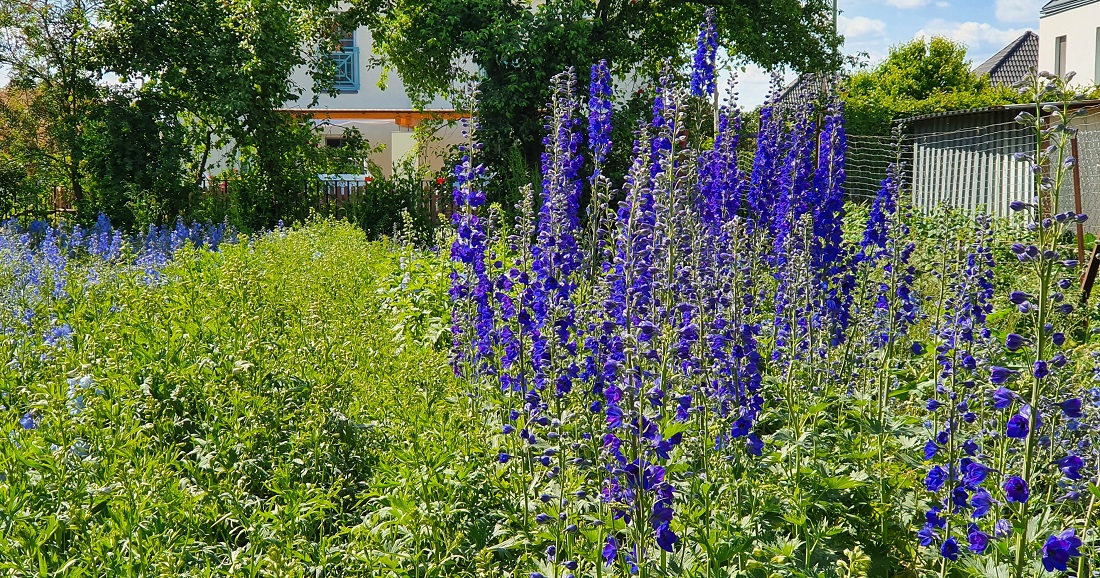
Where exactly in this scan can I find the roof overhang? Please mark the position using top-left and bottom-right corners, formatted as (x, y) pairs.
(1040, 0), (1100, 17)
(895, 99), (1100, 125)
(278, 108), (466, 129)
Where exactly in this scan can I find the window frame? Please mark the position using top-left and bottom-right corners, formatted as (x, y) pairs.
(1055, 35), (1067, 77)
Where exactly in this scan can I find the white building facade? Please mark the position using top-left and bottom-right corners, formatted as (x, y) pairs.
(281, 27), (468, 178)
(1038, 0), (1100, 86)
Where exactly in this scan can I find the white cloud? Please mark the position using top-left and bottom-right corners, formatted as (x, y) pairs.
(834, 9), (887, 65)
(936, 1), (950, 7)
(915, 19), (1029, 51)
(838, 15), (887, 41)
(885, 0), (931, 8)
(995, 0), (1043, 23)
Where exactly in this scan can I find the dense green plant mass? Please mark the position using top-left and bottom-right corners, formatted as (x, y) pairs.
(0, 0), (840, 229)
(318, 159), (449, 241)
(0, 0), (385, 229)
(0, 0), (103, 211)
(0, 219), (507, 575)
(2, 49), (1099, 576)
(841, 36), (1027, 136)
(0, 203), (1097, 576)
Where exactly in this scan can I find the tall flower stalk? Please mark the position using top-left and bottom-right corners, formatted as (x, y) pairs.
(447, 17), (1098, 578)
(1002, 71), (1088, 577)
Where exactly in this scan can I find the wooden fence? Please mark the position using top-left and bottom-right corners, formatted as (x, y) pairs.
(199, 176), (456, 227)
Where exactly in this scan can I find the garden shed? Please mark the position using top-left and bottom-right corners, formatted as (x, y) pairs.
(899, 101), (1100, 233)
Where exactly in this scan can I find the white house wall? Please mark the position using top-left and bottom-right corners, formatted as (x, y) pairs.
(1039, 2), (1100, 86)
(282, 24), (469, 178)
(288, 28), (456, 112)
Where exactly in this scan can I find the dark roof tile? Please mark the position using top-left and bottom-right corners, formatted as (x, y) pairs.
(772, 72), (833, 114)
(973, 31), (1038, 87)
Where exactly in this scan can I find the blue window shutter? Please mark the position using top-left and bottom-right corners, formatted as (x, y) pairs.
(330, 31), (359, 92)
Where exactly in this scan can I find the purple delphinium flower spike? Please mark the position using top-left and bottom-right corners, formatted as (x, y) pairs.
(690, 8), (718, 98)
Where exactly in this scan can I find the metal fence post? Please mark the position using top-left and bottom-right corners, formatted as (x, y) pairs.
(1072, 135), (1085, 264)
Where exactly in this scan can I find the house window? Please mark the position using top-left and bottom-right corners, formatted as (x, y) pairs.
(328, 29), (359, 92)
(325, 137), (346, 148)
(1055, 35), (1067, 77)
(1095, 27), (1100, 84)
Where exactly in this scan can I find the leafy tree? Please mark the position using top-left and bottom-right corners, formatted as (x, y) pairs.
(842, 36), (1025, 136)
(98, 0), (370, 228)
(80, 92), (194, 226)
(1, 0), (385, 227)
(0, 0), (105, 208)
(0, 86), (55, 214)
(363, 0), (842, 203)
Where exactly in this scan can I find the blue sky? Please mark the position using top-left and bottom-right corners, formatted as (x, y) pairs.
(735, 0), (1046, 106)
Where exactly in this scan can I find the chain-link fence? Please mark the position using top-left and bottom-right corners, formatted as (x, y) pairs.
(905, 111), (1037, 219)
(841, 104), (1100, 236)
(846, 133), (903, 204)
(1071, 110), (1100, 229)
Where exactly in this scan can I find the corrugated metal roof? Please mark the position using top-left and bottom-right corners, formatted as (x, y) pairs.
(973, 31), (1038, 87)
(896, 99), (1100, 124)
(1041, 0), (1100, 16)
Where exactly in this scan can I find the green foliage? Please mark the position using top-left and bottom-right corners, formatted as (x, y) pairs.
(0, 148), (47, 218)
(606, 88), (658, 185)
(227, 116), (324, 231)
(0, 83), (64, 215)
(0, 0), (383, 229)
(80, 93), (195, 228)
(322, 160), (441, 241)
(376, 228), (452, 353)
(0, 0), (105, 207)
(99, 0), (371, 229)
(0, 220), (485, 575)
(842, 36), (1026, 135)
(1, 213), (1098, 576)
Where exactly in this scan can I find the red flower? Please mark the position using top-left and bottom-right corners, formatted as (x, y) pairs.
(437, 176), (445, 185)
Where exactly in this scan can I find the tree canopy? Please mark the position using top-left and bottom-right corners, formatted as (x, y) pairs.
(1, 0), (373, 227)
(99, 0), (370, 227)
(0, 0), (105, 209)
(362, 0), (842, 198)
(842, 36), (1025, 136)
